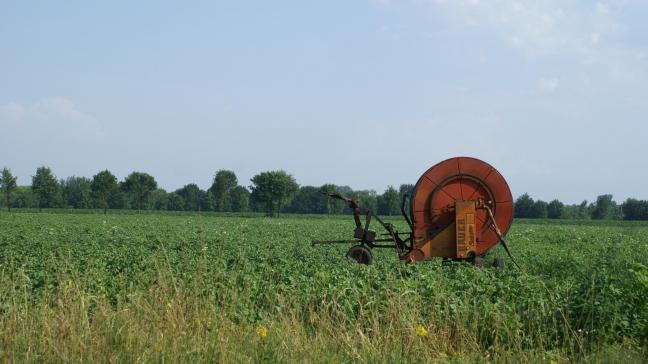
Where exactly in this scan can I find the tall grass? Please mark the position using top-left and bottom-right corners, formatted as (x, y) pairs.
(0, 259), (645, 363)
(1, 213), (647, 362)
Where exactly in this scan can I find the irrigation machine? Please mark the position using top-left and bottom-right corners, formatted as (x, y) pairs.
(312, 157), (518, 267)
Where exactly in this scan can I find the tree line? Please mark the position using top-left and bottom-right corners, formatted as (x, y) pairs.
(0, 166), (409, 216)
(2, 166), (648, 220)
(513, 193), (648, 220)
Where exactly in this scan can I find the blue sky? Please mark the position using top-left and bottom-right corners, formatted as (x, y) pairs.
(1, 0), (647, 203)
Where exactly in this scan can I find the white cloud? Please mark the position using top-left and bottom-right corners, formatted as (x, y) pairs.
(384, 0), (623, 56)
(377, 0), (392, 5)
(0, 102), (25, 125)
(538, 77), (559, 92)
(0, 97), (103, 141)
(590, 32), (600, 45)
(596, 2), (610, 14)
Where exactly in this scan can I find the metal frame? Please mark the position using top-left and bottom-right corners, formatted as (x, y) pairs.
(311, 191), (519, 267)
(311, 193), (414, 258)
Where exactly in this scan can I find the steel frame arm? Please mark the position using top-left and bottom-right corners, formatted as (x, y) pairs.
(314, 192), (414, 253)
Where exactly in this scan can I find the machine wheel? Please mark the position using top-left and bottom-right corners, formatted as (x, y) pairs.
(472, 255), (485, 267)
(347, 245), (373, 265)
(407, 249), (425, 263)
(493, 258), (505, 269)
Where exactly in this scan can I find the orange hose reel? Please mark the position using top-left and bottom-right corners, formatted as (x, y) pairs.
(407, 157), (513, 262)
(312, 157), (514, 265)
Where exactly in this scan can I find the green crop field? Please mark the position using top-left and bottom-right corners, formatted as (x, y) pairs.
(0, 212), (647, 363)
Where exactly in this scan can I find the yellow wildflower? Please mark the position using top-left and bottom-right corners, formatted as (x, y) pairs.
(256, 325), (268, 340)
(415, 324), (428, 337)
(550, 360), (558, 364)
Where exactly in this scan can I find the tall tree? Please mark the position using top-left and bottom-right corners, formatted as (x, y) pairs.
(0, 167), (18, 212)
(319, 184), (344, 214)
(288, 186), (321, 213)
(547, 199), (564, 219)
(378, 186), (400, 216)
(11, 186), (37, 208)
(31, 166), (61, 211)
(148, 189), (169, 210)
(108, 190), (129, 210)
(334, 185), (354, 213)
(531, 200), (548, 218)
(230, 185), (250, 212)
(622, 198), (648, 220)
(398, 184), (414, 199)
(176, 183), (203, 211)
(592, 194), (614, 220)
(167, 192), (185, 211)
(62, 176), (92, 208)
(353, 190), (378, 214)
(91, 170), (119, 214)
(200, 190), (214, 212)
(577, 200), (590, 219)
(514, 193), (535, 218)
(122, 172), (157, 212)
(209, 170), (238, 212)
(250, 170), (298, 216)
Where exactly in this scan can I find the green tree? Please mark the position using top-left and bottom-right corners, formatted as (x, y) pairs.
(108, 191), (129, 210)
(514, 193), (535, 218)
(336, 185), (354, 196)
(609, 201), (623, 220)
(250, 170), (298, 216)
(148, 189), (169, 210)
(288, 186), (321, 213)
(0, 167), (18, 212)
(32, 166), (61, 211)
(62, 176), (92, 208)
(286, 184), (344, 214)
(201, 190), (214, 212)
(547, 199), (564, 219)
(210, 170), (238, 212)
(352, 190), (378, 214)
(378, 186), (400, 216)
(622, 198), (648, 220)
(11, 186), (37, 208)
(333, 185), (353, 213)
(91, 170), (119, 214)
(176, 183), (203, 211)
(230, 186), (250, 212)
(592, 194), (614, 220)
(167, 192), (185, 211)
(319, 184), (344, 214)
(531, 200), (548, 218)
(399, 184), (414, 198)
(122, 172), (157, 212)
(577, 200), (590, 219)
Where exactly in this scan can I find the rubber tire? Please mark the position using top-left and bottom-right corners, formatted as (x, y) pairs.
(346, 245), (373, 265)
(472, 256), (485, 267)
(493, 257), (505, 269)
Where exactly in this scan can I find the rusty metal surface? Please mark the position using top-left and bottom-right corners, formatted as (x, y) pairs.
(455, 200), (477, 258)
(313, 156), (514, 264)
(313, 192), (411, 255)
(411, 157), (513, 257)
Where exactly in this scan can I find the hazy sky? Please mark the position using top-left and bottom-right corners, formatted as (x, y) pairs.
(1, 1), (647, 203)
